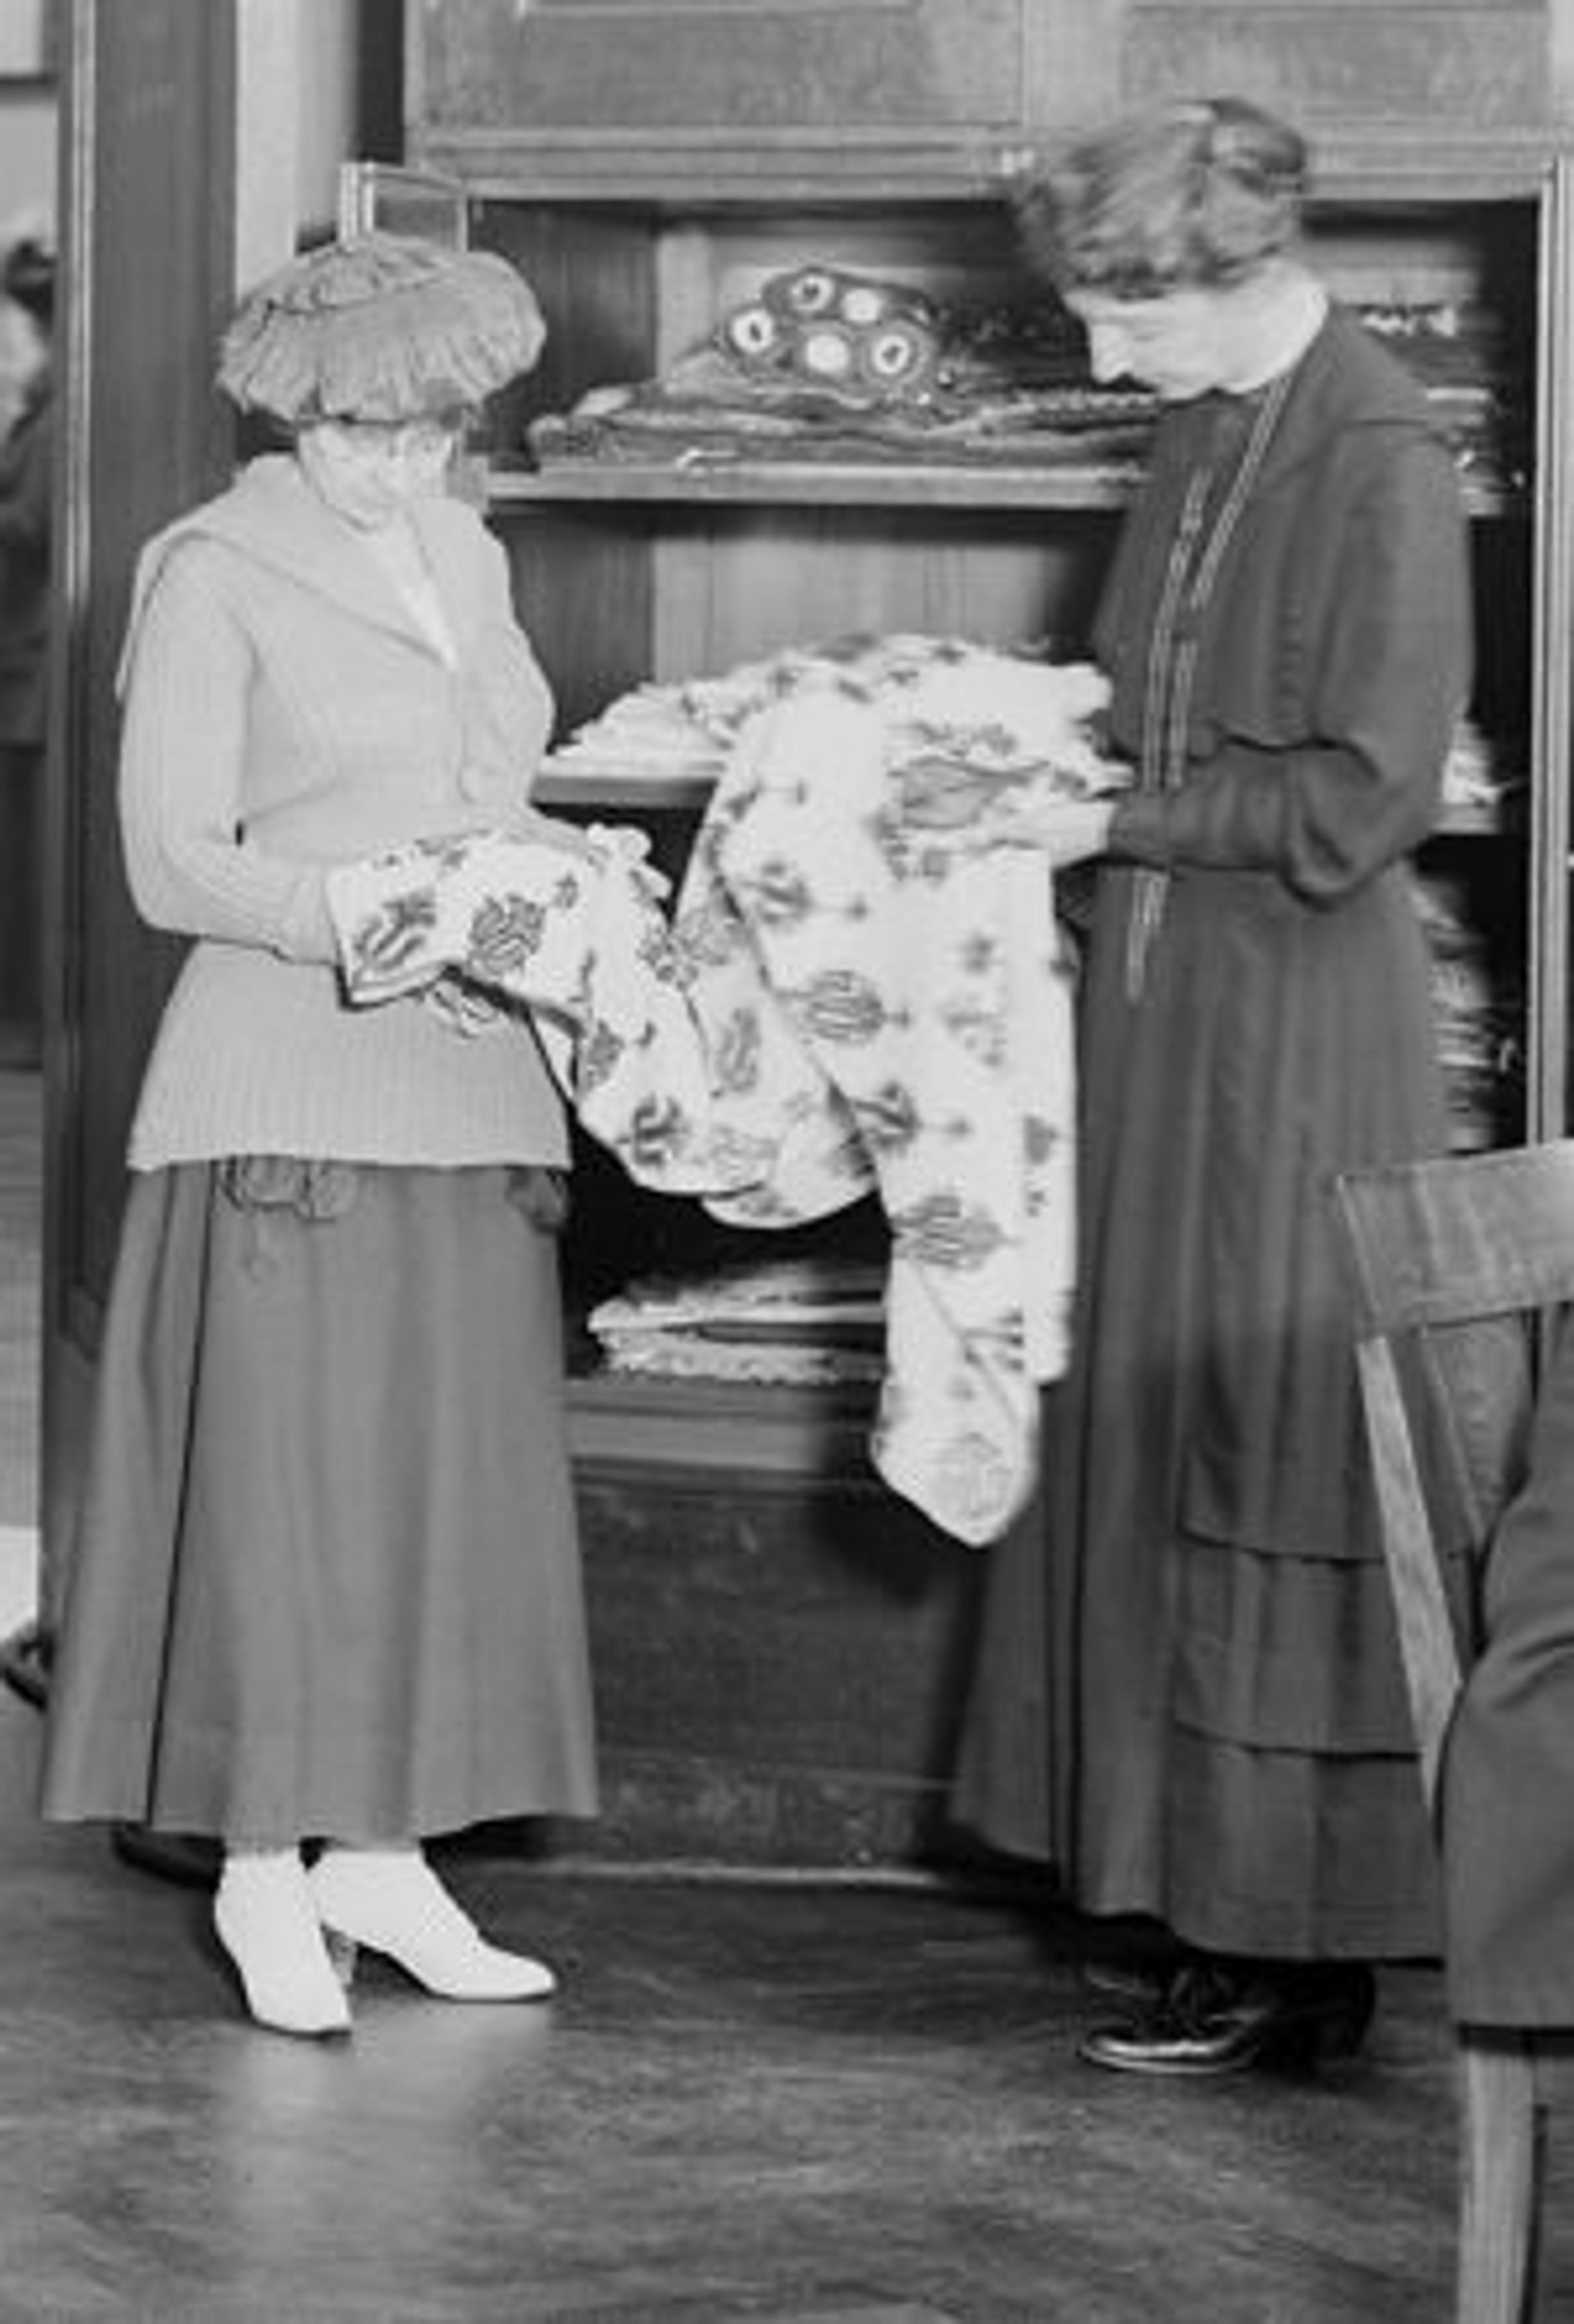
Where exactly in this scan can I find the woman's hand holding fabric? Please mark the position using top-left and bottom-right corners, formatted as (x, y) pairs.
(968, 791), (1121, 865)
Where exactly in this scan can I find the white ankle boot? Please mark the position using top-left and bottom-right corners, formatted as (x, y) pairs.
(309, 1847), (556, 2002)
(213, 1849), (353, 2038)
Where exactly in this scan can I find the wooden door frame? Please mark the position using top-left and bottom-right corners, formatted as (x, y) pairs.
(39, 0), (241, 1627)
(36, 0), (382, 1634)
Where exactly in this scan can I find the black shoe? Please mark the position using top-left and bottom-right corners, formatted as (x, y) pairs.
(1080, 1956), (1174, 2008)
(1078, 1960), (1376, 2080)
(112, 1824), (222, 1890)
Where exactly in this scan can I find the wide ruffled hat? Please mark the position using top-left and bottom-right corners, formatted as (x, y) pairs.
(217, 232), (546, 424)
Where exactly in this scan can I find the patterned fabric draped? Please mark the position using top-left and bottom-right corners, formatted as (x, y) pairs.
(325, 648), (1105, 1544)
(673, 659), (1086, 1545)
(328, 824), (723, 1194)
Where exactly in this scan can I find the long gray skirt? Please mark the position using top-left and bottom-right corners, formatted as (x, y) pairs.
(39, 1158), (598, 1843)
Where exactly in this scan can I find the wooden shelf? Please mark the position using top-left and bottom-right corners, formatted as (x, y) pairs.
(536, 771), (1529, 826)
(487, 459), (1518, 521)
(428, 127), (1574, 213)
(565, 1367), (877, 1479)
(1435, 797), (1528, 839)
(536, 769), (709, 811)
(488, 458), (1139, 512)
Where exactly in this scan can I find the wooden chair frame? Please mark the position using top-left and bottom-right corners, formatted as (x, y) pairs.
(1335, 1141), (1574, 2324)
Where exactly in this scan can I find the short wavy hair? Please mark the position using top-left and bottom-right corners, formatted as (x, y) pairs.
(1014, 96), (1309, 301)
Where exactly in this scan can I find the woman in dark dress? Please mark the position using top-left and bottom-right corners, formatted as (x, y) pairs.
(953, 96), (1474, 2074)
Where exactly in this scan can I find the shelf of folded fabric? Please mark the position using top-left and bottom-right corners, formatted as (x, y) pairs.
(487, 457), (1519, 520)
(561, 1250), (893, 1478)
(1435, 791), (1528, 839)
(532, 630), (1130, 812)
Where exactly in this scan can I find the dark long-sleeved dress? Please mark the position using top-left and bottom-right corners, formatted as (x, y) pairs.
(954, 307), (1474, 1961)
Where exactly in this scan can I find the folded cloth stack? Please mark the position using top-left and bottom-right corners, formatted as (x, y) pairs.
(541, 632), (1027, 795)
(587, 1254), (888, 1387)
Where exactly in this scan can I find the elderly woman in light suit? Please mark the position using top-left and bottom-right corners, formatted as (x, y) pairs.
(41, 235), (599, 2036)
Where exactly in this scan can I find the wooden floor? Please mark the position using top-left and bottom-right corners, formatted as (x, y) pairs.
(3, 1067), (1574, 2320)
(7, 1753), (1574, 2323)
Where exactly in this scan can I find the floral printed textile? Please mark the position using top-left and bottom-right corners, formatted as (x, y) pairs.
(325, 825), (730, 1195)
(676, 647), (1097, 1546)
(323, 643), (1103, 1545)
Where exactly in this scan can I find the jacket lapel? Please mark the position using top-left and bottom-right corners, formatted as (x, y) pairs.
(131, 455), (461, 662)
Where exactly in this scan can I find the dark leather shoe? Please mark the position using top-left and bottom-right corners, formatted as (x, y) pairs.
(1078, 1960), (1376, 2079)
(1080, 1956), (1173, 2007)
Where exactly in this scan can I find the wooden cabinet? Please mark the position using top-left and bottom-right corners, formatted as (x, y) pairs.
(404, 2), (1574, 191)
(387, 66), (1574, 1862)
(1122, 5), (1565, 131)
(406, 0), (1116, 194)
(471, 159), (1574, 1146)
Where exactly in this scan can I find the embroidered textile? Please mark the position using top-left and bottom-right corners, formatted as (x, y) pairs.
(324, 645), (1104, 1544)
(673, 649), (1100, 1543)
(325, 827), (729, 1195)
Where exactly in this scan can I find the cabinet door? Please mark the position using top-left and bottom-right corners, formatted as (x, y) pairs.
(406, 0), (1118, 192)
(1121, 5), (1559, 131)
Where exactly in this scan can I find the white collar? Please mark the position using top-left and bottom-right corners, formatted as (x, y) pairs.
(1226, 275), (1329, 395)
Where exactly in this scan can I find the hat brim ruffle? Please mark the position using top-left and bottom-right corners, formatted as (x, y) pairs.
(218, 234), (546, 424)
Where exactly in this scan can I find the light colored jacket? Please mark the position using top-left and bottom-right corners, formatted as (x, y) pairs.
(119, 453), (569, 1169)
